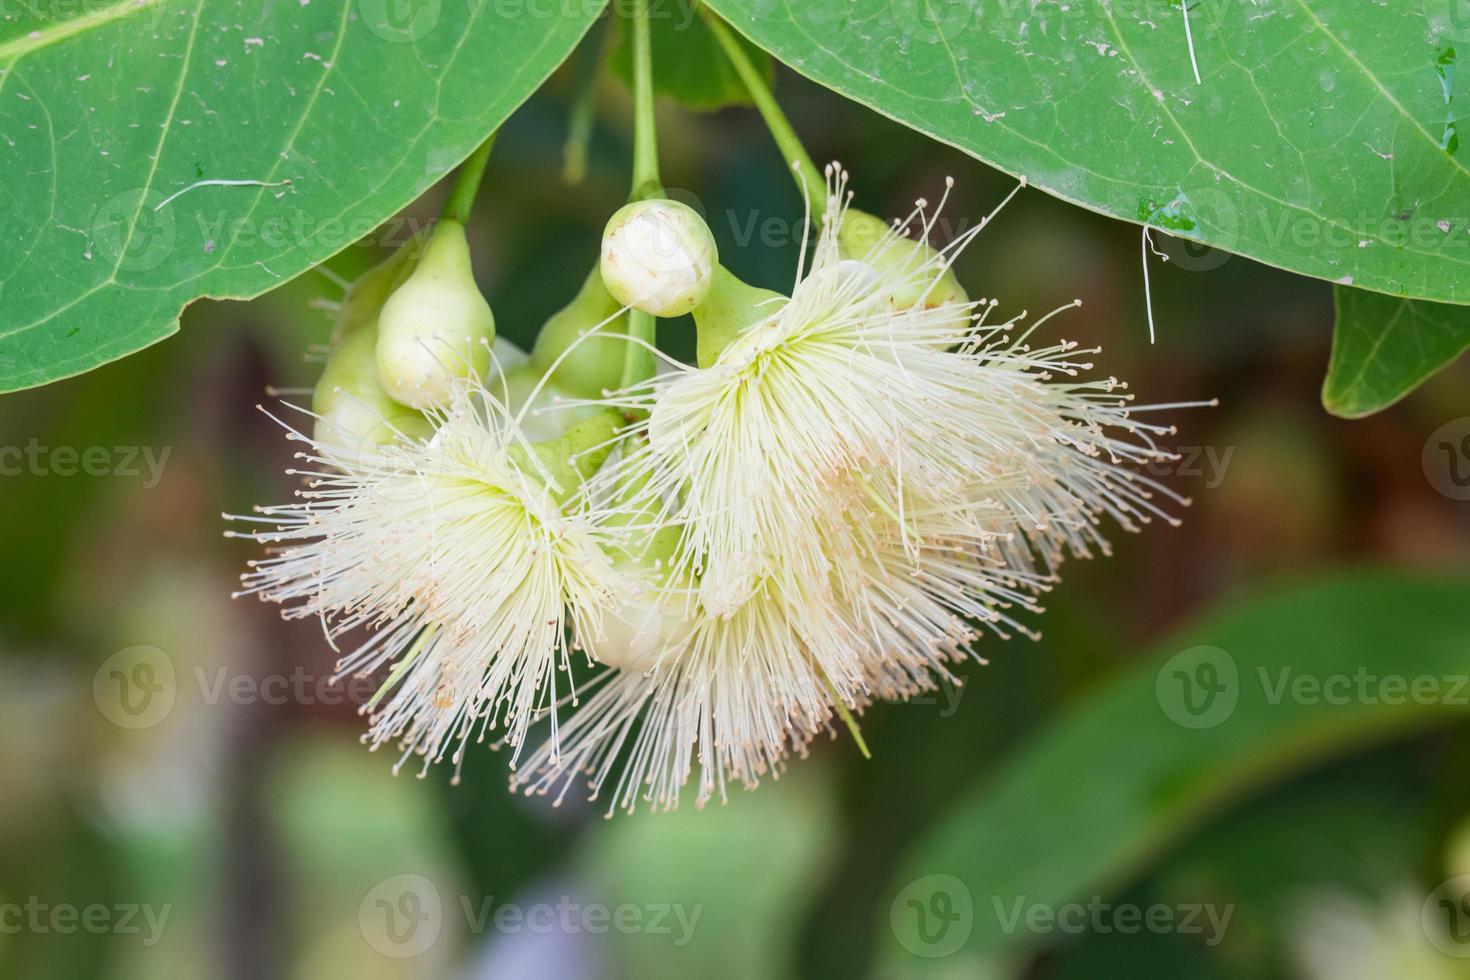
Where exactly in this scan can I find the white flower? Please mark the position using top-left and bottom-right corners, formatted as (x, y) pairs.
(531, 167), (1196, 811)
(1290, 887), (1467, 980)
(513, 569), (868, 814)
(227, 372), (624, 778)
(607, 167), (1186, 603)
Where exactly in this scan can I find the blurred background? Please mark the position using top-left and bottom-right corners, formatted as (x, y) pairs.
(2, 49), (1469, 980)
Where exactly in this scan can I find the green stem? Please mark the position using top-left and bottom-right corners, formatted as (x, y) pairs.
(700, 8), (826, 216)
(620, 0), (661, 396)
(619, 309), (657, 395)
(562, 13), (613, 184)
(442, 132), (497, 225)
(628, 0), (662, 202)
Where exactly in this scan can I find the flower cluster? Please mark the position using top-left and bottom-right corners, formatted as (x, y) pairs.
(234, 168), (1193, 814)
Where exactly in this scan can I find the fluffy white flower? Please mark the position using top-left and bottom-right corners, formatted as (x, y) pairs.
(513, 568), (868, 813)
(525, 168), (1196, 811)
(227, 372), (625, 778)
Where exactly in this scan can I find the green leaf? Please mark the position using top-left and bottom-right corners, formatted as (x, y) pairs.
(1323, 286), (1470, 417)
(876, 569), (1470, 973)
(0, 0), (606, 392)
(705, 1), (1470, 303)
(611, 0), (774, 111)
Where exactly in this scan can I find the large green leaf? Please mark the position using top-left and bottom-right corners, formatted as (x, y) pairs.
(876, 570), (1470, 973)
(1323, 286), (1470, 417)
(706, 1), (1470, 304)
(0, 0), (606, 392)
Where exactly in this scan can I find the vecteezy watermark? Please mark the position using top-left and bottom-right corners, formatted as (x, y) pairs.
(1156, 646), (1470, 729)
(92, 647), (385, 729)
(11, 0), (174, 36)
(0, 440), (171, 487)
(877, 673), (966, 718)
(1423, 875), (1470, 957)
(357, 0), (443, 42)
(1424, 417), (1470, 501)
(1156, 645), (1239, 729)
(889, 874), (974, 958)
(93, 646), (177, 730)
(358, 875), (703, 958)
(356, 0), (697, 44)
(0, 897), (171, 947)
(1141, 445), (1235, 489)
(990, 895), (1234, 947)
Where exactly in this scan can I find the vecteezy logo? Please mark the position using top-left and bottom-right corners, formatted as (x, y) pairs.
(357, 0), (442, 43)
(1156, 645), (1239, 729)
(1424, 418), (1470, 501)
(889, 874), (974, 958)
(93, 646), (177, 730)
(90, 189), (177, 273)
(1157, 187), (1239, 272)
(359, 874), (442, 958)
(1422, 875), (1470, 956)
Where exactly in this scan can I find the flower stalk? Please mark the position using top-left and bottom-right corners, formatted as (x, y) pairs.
(442, 132), (497, 226)
(621, 0), (662, 393)
(700, 8), (826, 216)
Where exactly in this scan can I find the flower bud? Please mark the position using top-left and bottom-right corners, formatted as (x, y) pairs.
(530, 265), (628, 398)
(600, 199), (717, 317)
(376, 219), (495, 410)
(313, 324), (431, 452)
(329, 233), (424, 347)
(837, 207), (968, 311)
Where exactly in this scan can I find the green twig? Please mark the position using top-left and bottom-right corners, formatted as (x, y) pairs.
(562, 14), (614, 184)
(442, 132), (497, 225)
(700, 8), (826, 215)
(628, 0), (662, 203)
(620, 0), (662, 394)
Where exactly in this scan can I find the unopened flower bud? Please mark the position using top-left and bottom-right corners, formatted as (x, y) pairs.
(530, 265), (628, 398)
(376, 219), (495, 409)
(600, 199), (717, 317)
(313, 324), (431, 452)
(837, 207), (968, 311)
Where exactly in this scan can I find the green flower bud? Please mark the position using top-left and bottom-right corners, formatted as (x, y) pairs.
(506, 407), (624, 503)
(836, 207), (968, 310)
(313, 323), (432, 451)
(376, 219), (495, 410)
(328, 232), (425, 347)
(600, 199), (717, 317)
(691, 265), (787, 367)
(529, 265), (628, 398)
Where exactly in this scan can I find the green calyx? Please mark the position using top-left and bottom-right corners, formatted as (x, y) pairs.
(530, 265), (629, 399)
(376, 218), (496, 410)
(836, 207), (968, 310)
(313, 320), (432, 450)
(691, 264), (787, 367)
(506, 407), (625, 503)
(329, 232), (425, 346)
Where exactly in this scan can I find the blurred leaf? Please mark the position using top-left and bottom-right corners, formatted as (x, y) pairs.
(1323, 287), (1470, 418)
(611, 0), (774, 111)
(0, 1), (606, 391)
(1138, 760), (1434, 980)
(582, 767), (837, 980)
(878, 569), (1470, 973)
(0, 340), (178, 639)
(706, 2), (1470, 303)
(436, 743), (581, 915)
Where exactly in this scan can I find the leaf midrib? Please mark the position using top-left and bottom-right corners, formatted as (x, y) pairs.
(0, 0), (180, 61)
